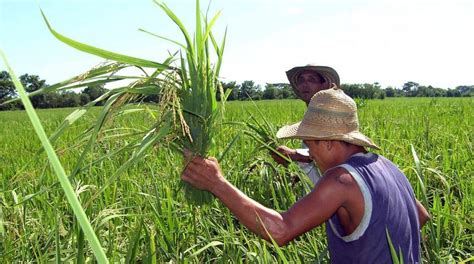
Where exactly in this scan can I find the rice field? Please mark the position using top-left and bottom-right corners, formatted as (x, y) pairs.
(0, 97), (473, 263)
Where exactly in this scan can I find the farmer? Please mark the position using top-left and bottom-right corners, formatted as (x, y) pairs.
(271, 65), (340, 185)
(182, 87), (430, 263)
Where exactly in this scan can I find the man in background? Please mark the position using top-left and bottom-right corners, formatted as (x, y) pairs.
(271, 65), (340, 185)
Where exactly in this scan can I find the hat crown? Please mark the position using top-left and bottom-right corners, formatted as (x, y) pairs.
(309, 87), (356, 113)
(302, 87), (359, 133)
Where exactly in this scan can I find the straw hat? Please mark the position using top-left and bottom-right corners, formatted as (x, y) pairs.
(286, 65), (340, 92)
(276, 86), (380, 149)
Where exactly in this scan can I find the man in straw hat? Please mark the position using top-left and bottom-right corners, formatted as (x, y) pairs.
(182, 87), (429, 263)
(271, 65), (340, 186)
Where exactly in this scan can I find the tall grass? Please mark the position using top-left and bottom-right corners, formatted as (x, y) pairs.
(0, 51), (108, 263)
(1, 97), (472, 262)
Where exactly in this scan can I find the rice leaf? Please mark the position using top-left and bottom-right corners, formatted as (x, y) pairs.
(125, 220), (143, 263)
(254, 212), (289, 263)
(0, 193), (5, 239)
(386, 228), (401, 264)
(190, 241), (223, 257)
(0, 49), (108, 263)
(0, 62), (127, 105)
(154, 1), (195, 61)
(41, 10), (170, 70)
(85, 115), (172, 207)
(70, 92), (124, 178)
(217, 134), (240, 162)
(411, 144), (439, 256)
(139, 28), (187, 50)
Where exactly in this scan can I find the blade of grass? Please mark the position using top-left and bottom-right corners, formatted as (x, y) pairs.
(41, 10), (171, 70)
(190, 241), (223, 258)
(254, 212), (289, 263)
(125, 220), (143, 263)
(410, 144), (439, 261)
(386, 228), (401, 264)
(0, 50), (108, 263)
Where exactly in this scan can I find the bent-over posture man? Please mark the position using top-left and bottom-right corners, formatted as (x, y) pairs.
(182, 87), (430, 263)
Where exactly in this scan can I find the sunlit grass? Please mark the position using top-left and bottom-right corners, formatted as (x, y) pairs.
(1, 97), (472, 262)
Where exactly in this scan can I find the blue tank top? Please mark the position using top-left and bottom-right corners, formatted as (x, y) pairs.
(326, 152), (421, 264)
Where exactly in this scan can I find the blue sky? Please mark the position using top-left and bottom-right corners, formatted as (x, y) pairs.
(1, 0), (473, 89)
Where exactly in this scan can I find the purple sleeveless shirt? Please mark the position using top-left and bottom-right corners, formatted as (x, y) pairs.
(326, 152), (421, 264)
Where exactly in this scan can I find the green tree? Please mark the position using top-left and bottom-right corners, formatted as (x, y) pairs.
(18, 74), (48, 108)
(20, 74), (46, 93)
(0, 71), (16, 101)
(61, 91), (81, 107)
(267, 83), (295, 99)
(385, 87), (396, 97)
(239, 80), (261, 100)
(263, 83), (279, 99)
(455, 85), (474, 97)
(402, 81), (419, 97)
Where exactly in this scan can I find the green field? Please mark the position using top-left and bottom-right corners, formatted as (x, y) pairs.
(1, 97), (473, 263)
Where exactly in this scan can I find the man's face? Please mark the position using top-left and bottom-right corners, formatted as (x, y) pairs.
(295, 71), (330, 104)
(303, 140), (325, 168)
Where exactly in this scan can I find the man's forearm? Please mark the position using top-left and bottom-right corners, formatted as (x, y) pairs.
(211, 179), (290, 245)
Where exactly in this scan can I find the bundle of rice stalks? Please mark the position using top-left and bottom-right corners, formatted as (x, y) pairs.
(1, 1), (228, 258)
(151, 0), (228, 202)
(42, 0), (226, 203)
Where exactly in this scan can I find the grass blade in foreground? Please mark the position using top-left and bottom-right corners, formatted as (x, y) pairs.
(0, 50), (108, 263)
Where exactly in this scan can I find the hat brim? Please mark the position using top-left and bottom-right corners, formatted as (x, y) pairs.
(286, 65), (340, 92)
(276, 122), (380, 150)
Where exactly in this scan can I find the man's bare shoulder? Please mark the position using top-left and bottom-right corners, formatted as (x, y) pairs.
(323, 167), (356, 187)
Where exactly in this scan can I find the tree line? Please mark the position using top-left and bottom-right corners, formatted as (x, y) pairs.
(1, 71), (472, 111)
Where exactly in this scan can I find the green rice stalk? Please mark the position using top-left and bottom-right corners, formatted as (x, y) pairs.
(190, 241), (223, 258)
(154, 0), (226, 155)
(386, 228), (403, 264)
(0, 192), (4, 233)
(125, 220), (143, 263)
(239, 96), (292, 164)
(254, 212), (289, 262)
(0, 50), (108, 263)
(410, 144), (439, 262)
(153, 0), (228, 203)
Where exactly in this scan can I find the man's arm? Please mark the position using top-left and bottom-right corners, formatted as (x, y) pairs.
(416, 199), (430, 228)
(271, 145), (311, 166)
(181, 156), (348, 246)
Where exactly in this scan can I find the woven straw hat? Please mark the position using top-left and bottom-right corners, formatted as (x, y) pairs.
(286, 65), (340, 92)
(276, 85), (380, 149)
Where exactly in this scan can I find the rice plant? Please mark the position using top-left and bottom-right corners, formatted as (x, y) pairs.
(10, 0), (228, 205)
(1, 95), (472, 262)
(1, 0), (472, 262)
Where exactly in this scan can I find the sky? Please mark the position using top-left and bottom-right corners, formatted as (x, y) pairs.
(1, 0), (473, 89)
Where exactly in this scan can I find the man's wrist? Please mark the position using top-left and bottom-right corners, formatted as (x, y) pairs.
(210, 177), (230, 197)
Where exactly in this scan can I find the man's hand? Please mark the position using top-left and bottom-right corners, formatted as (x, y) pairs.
(181, 153), (226, 194)
(271, 145), (311, 166)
